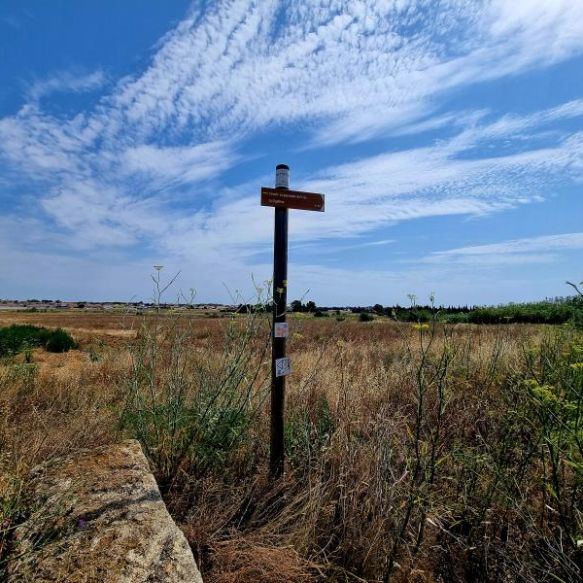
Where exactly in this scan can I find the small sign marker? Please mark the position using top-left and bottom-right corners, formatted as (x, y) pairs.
(275, 357), (291, 377)
(274, 322), (289, 338)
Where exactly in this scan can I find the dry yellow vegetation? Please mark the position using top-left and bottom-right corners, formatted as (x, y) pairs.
(1, 311), (582, 582)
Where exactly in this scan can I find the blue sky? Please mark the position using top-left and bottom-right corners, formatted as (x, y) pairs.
(1, 0), (582, 306)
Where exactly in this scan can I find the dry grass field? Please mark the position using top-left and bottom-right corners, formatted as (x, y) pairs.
(1, 310), (582, 582)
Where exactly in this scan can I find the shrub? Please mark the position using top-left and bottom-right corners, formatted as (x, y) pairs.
(0, 325), (76, 357)
(358, 312), (374, 322)
(0, 325), (48, 356)
(45, 329), (77, 353)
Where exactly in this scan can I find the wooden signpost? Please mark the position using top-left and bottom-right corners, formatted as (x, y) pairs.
(261, 164), (325, 479)
(261, 187), (325, 212)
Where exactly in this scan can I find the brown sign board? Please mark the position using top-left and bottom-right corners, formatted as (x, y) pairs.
(261, 187), (325, 212)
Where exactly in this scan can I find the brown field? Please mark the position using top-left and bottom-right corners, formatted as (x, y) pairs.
(1, 311), (581, 582)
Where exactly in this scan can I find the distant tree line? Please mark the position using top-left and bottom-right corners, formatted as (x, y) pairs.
(290, 300), (317, 313)
(288, 296), (583, 327)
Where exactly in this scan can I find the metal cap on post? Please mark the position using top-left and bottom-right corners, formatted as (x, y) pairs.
(275, 164), (289, 190)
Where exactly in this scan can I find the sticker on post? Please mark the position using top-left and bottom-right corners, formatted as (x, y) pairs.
(274, 322), (289, 338)
(275, 357), (291, 377)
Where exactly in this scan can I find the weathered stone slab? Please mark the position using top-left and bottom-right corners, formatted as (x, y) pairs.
(9, 440), (202, 583)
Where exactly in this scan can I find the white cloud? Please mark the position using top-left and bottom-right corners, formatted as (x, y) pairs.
(27, 70), (106, 102)
(475, 100), (583, 142)
(148, 118), (583, 266)
(433, 232), (583, 258)
(83, 0), (583, 146)
(121, 141), (237, 188)
(420, 232), (583, 269)
(1, 0), (583, 302)
(293, 127), (583, 240)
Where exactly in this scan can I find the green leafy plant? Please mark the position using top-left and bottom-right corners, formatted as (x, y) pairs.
(0, 325), (76, 357)
(45, 329), (77, 353)
(121, 269), (272, 485)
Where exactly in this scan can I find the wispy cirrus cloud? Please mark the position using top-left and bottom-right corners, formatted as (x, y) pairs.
(121, 141), (237, 191)
(433, 232), (583, 257)
(97, 0), (583, 147)
(424, 233), (583, 266)
(296, 129), (583, 239)
(27, 70), (106, 102)
(1, 0), (583, 302)
(154, 123), (583, 265)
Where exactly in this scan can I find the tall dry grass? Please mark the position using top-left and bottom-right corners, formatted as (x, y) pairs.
(120, 312), (582, 582)
(0, 337), (127, 576)
(1, 311), (582, 582)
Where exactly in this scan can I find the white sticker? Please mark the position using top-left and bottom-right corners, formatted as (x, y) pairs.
(275, 357), (291, 377)
(274, 322), (289, 338)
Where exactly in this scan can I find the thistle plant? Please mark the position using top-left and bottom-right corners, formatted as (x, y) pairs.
(122, 268), (272, 486)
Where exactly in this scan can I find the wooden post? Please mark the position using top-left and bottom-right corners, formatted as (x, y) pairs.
(270, 164), (289, 479)
(261, 164), (324, 480)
